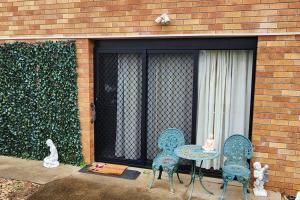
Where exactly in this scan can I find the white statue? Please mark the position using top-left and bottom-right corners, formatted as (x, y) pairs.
(203, 134), (215, 151)
(43, 139), (59, 168)
(296, 191), (300, 200)
(253, 162), (269, 196)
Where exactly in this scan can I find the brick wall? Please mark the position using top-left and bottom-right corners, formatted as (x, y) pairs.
(254, 35), (300, 194)
(0, 0), (300, 37)
(76, 39), (94, 163)
(1, 0), (300, 195)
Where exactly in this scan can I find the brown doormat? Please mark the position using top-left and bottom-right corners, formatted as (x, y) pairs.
(88, 162), (128, 175)
(79, 164), (141, 180)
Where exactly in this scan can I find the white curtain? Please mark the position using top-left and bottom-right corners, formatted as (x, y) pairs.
(147, 54), (194, 159)
(196, 50), (253, 169)
(115, 54), (142, 160)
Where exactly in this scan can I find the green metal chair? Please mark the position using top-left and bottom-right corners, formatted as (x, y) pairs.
(148, 128), (185, 193)
(219, 134), (253, 200)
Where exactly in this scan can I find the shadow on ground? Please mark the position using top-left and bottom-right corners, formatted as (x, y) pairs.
(28, 176), (183, 200)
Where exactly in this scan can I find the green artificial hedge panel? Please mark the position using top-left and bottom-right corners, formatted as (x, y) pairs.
(0, 41), (83, 165)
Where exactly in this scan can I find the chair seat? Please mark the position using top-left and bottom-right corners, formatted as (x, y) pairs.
(223, 165), (250, 177)
(153, 155), (179, 169)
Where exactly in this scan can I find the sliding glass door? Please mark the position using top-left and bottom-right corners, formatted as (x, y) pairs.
(94, 38), (257, 174)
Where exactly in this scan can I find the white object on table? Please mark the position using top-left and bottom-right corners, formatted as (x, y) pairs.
(202, 134), (215, 151)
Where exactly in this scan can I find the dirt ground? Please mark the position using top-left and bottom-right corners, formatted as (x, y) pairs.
(0, 178), (41, 200)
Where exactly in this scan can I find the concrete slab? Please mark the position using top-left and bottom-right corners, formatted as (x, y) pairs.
(0, 156), (80, 184)
(31, 167), (281, 200)
(130, 168), (281, 200)
(0, 156), (281, 200)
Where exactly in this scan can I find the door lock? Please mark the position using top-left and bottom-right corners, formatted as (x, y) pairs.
(90, 102), (96, 124)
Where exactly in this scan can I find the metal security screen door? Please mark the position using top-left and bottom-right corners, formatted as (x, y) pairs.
(94, 53), (143, 161)
(94, 51), (196, 166)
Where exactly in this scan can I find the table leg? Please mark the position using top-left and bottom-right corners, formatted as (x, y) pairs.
(198, 161), (213, 195)
(188, 161), (196, 200)
(188, 162), (193, 185)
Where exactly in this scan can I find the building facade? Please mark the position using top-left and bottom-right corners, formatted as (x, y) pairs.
(1, 0), (300, 195)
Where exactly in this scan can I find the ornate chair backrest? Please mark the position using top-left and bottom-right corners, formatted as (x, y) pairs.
(223, 134), (253, 168)
(158, 128), (185, 156)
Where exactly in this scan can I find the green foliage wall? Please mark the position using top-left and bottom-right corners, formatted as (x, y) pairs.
(0, 41), (83, 165)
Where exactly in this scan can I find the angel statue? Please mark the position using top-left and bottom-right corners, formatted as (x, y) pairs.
(296, 191), (300, 200)
(253, 162), (269, 196)
(43, 139), (59, 168)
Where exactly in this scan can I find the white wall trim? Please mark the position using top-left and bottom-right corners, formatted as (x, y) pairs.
(0, 32), (299, 40)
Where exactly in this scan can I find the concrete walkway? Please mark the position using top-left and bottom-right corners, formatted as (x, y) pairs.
(0, 156), (79, 184)
(0, 156), (281, 200)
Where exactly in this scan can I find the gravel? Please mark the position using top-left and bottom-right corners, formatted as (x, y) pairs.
(0, 178), (41, 200)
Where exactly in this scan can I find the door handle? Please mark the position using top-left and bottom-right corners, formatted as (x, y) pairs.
(90, 102), (96, 124)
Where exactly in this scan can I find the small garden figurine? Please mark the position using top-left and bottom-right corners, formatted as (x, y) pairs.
(43, 139), (59, 168)
(203, 134), (215, 151)
(296, 191), (300, 200)
(253, 161), (269, 197)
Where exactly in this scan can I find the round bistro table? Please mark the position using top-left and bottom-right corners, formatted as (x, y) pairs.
(175, 145), (219, 200)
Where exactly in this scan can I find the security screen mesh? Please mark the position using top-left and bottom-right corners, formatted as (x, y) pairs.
(95, 52), (194, 164)
(146, 53), (194, 160)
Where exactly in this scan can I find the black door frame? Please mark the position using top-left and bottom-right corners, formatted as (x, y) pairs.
(93, 37), (258, 176)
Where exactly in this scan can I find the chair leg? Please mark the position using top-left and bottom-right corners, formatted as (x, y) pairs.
(149, 169), (156, 189)
(168, 172), (174, 193)
(177, 171), (183, 184)
(242, 180), (249, 200)
(220, 183), (224, 189)
(219, 179), (228, 200)
(158, 166), (163, 180)
(237, 176), (249, 200)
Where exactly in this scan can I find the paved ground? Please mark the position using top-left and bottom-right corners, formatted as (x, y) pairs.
(28, 172), (281, 200)
(0, 156), (79, 184)
(0, 156), (281, 200)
